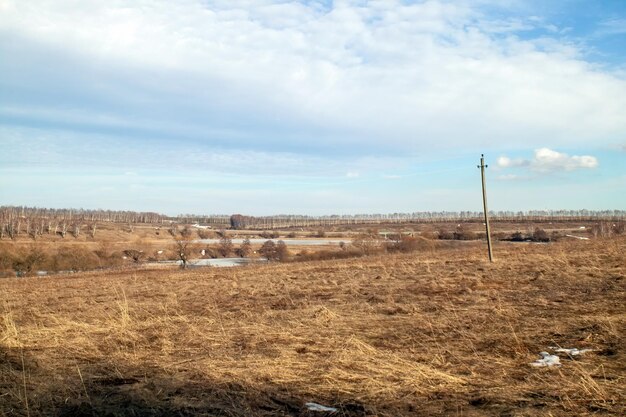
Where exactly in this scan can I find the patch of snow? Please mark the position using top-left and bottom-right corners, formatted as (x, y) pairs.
(549, 347), (592, 356)
(530, 352), (561, 367)
(305, 402), (338, 413)
(565, 234), (589, 240)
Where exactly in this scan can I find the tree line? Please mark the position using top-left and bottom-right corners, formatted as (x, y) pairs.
(228, 210), (626, 229)
(2, 206), (624, 239)
(0, 206), (165, 239)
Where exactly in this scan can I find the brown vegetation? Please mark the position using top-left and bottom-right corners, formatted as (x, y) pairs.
(1, 237), (624, 416)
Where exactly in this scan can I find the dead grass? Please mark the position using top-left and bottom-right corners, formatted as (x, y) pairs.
(0, 238), (624, 416)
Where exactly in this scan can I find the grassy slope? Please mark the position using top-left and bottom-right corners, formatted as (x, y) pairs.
(1, 239), (624, 416)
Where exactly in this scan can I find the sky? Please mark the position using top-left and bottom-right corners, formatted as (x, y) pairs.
(0, 0), (625, 216)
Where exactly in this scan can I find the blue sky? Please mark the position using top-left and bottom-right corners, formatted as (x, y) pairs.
(0, 0), (625, 215)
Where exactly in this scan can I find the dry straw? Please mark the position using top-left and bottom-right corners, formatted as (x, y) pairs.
(0, 237), (624, 416)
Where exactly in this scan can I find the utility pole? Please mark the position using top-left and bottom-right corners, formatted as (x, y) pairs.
(478, 154), (494, 262)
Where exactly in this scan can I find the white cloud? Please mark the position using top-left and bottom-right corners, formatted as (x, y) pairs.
(531, 148), (598, 172)
(497, 148), (599, 174)
(595, 18), (626, 37)
(1, 0), (625, 155)
(497, 156), (528, 168)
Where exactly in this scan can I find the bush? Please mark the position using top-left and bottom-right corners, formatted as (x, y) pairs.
(276, 240), (290, 262)
(397, 236), (420, 252)
(12, 246), (47, 276)
(352, 233), (385, 255)
(437, 229), (454, 240)
(259, 240), (277, 260)
(197, 229), (212, 239)
(236, 238), (252, 258)
(387, 236), (435, 253)
(51, 246), (101, 271)
(259, 240), (290, 261)
(123, 249), (145, 263)
(453, 227), (476, 240)
(532, 228), (550, 242)
(295, 249), (362, 262)
(218, 236), (234, 257)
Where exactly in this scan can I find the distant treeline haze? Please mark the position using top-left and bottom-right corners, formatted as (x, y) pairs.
(1, 206), (625, 239)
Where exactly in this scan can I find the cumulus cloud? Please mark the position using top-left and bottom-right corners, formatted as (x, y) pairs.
(497, 156), (528, 168)
(0, 0), (625, 158)
(497, 148), (598, 174)
(531, 148), (598, 172)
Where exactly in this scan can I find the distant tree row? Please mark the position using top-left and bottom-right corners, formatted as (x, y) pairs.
(0, 206), (166, 240)
(228, 210), (626, 229)
(1, 206), (165, 223)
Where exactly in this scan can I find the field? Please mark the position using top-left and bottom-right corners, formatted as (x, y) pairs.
(1, 237), (625, 416)
(1, 219), (612, 277)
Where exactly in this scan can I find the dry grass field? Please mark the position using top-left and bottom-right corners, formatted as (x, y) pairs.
(1, 238), (624, 416)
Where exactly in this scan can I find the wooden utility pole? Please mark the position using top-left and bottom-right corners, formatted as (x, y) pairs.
(478, 154), (494, 262)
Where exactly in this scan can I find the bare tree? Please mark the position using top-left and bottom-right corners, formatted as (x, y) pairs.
(180, 225), (194, 238)
(351, 232), (384, 255)
(218, 235), (234, 257)
(123, 249), (145, 263)
(29, 223), (40, 240)
(12, 246), (47, 276)
(236, 238), (252, 258)
(89, 222), (97, 238)
(259, 240), (276, 260)
(7, 222), (16, 239)
(173, 237), (193, 269)
(72, 222), (81, 238)
(276, 240), (290, 262)
(259, 240), (290, 261)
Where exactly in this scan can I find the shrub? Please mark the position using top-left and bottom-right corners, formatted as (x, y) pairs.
(387, 236), (435, 253)
(12, 246), (47, 276)
(52, 246), (101, 271)
(123, 249), (145, 263)
(532, 228), (550, 242)
(259, 240), (289, 261)
(236, 238), (252, 258)
(218, 236), (234, 257)
(197, 229), (212, 239)
(352, 233), (385, 255)
(276, 240), (290, 262)
(453, 227), (476, 240)
(259, 240), (277, 260)
(437, 229), (454, 240)
(295, 249), (362, 262)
